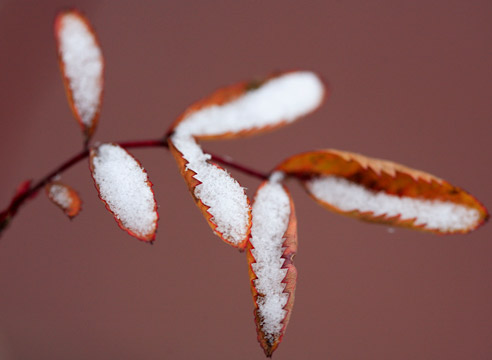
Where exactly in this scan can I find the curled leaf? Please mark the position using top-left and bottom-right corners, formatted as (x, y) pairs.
(0, 180), (34, 235)
(168, 70), (326, 140)
(54, 9), (104, 142)
(247, 174), (298, 357)
(89, 144), (158, 242)
(277, 150), (488, 234)
(45, 181), (82, 219)
(13, 180), (33, 200)
(168, 133), (251, 249)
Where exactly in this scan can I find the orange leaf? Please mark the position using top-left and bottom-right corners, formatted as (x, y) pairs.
(168, 134), (251, 250)
(45, 181), (82, 219)
(277, 149), (488, 234)
(54, 9), (104, 142)
(167, 70), (327, 140)
(89, 144), (158, 242)
(247, 176), (298, 357)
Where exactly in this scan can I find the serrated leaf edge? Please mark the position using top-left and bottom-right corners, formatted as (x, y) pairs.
(246, 182), (298, 357)
(167, 138), (251, 250)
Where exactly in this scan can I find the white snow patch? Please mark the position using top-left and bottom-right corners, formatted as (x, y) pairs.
(58, 12), (103, 126)
(175, 71), (324, 137)
(49, 184), (73, 209)
(171, 133), (250, 244)
(91, 144), (157, 237)
(250, 180), (291, 341)
(307, 176), (480, 232)
(269, 171), (285, 184)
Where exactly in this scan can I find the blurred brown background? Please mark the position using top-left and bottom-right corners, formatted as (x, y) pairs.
(1, 1), (491, 359)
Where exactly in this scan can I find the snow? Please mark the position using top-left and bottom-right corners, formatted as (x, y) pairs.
(307, 176), (481, 232)
(250, 176), (291, 341)
(91, 144), (157, 238)
(58, 12), (103, 126)
(171, 133), (250, 244)
(175, 71), (324, 137)
(168, 71), (324, 245)
(48, 183), (73, 210)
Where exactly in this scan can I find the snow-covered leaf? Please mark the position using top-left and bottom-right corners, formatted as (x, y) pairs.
(247, 174), (297, 357)
(45, 181), (82, 219)
(277, 149), (488, 234)
(89, 144), (158, 242)
(168, 133), (251, 249)
(168, 71), (326, 140)
(55, 9), (104, 142)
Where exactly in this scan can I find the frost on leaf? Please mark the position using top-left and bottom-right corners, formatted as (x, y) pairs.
(45, 181), (82, 219)
(277, 150), (488, 234)
(89, 144), (158, 242)
(168, 71), (326, 140)
(168, 133), (251, 249)
(55, 9), (104, 141)
(247, 173), (298, 357)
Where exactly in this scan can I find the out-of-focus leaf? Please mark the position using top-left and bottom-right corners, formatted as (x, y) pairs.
(89, 144), (158, 242)
(168, 134), (251, 250)
(167, 70), (327, 140)
(247, 176), (298, 357)
(54, 9), (104, 142)
(0, 180), (34, 235)
(277, 149), (488, 234)
(45, 181), (82, 219)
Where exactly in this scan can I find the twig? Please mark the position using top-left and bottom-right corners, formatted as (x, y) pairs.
(0, 138), (269, 236)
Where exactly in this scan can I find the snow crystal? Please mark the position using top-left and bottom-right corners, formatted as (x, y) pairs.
(58, 12), (103, 126)
(171, 133), (250, 244)
(269, 171), (285, 184)
(49, 184), (73, 209)
(91, 144), (157, 237)
(250, 177), (291, 340)
(307, 176), (481, 232)
(175, 71), (324, 137)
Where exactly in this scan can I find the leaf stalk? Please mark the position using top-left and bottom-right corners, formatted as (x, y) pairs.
(0, 138), (268, 236)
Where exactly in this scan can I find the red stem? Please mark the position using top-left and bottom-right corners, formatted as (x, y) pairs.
(0, 138), (268, 234)
(207, 152), (269, 180)
(120, 138), (269, 179)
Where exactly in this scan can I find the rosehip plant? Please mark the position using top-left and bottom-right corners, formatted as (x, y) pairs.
(0, 9), (488, 358)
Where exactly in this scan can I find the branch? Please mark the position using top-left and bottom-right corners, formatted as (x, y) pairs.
(0, 138), (269, 236)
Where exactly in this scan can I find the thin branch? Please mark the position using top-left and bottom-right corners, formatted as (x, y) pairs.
(0, 138), (269, 235)
(207, 152), (269, 180)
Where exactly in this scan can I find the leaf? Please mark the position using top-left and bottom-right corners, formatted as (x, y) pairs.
(13, 180), (33, 200)
(168, 133), (251, 249)
(277, 149), (489, 234)
(0, 180), (34, 235)
(89, 144), (158, 242)
(167, 70), (326, 140)
(246, 174), (298, 357)
(165, 70), (324, 248)
(54, 9), (104, 142)
(45, 181), (82, 219)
